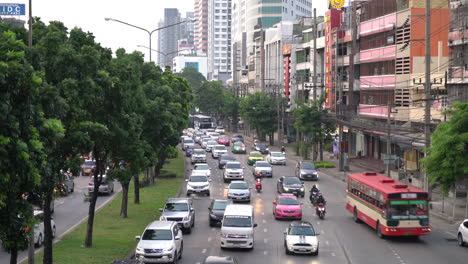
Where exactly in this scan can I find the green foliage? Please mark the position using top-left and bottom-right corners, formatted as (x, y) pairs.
(239, 92), (277, 138)
(421, 103), (468, 194)
(193, 81), (225, 114)
(177, 66), (206, 91)
(314, 162), (335, 168)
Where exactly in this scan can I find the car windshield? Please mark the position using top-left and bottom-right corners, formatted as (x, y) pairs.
(226, 163), (242, 169)
(194, 164), (209, 170)
(223, 216), (252, 227)
(230, 182), (248, 189)
(215, 146), (226, 150)
(142, 229), (173, 240)
(250, 153), (262, 157)
(272, 153), (285, 157)
(211, 133), (220, 137)
(288, 226), (315, 236)
(207, 141), (217, 145)
(190, 176), (208, 182)
(257, 143), (267, 148)
(164, 203), (189, 212)
(213, 201), (230, 210)
(278, 197), (299, 205)
(234, 142), (244, 147)
(256, 162), (271, 168)
(84, 161), (95, 166)
(221, 156), (235, 161)
(194, 150), (205, 155)
(284, 177), (301, 185)
(301, 162), (316, 170)
(184, 139), (194, 143)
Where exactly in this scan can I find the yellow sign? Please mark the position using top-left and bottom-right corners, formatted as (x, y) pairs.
(329, 0), (345, 9)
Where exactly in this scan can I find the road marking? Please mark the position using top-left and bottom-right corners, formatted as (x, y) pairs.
(212, 228), (215, 231)
(261, 212), (265, 215)
(331, 252), (336, 257)
(262, 219), (266, 223)
(208, 237), (212, 242)
(445, 231), (457, 238)
(321, 230), (325, 234)
(326, 241), (330, 246)
(264, 228), (268, 233)
(317, 221), (321, 225)
(264, 238), (268, 244)
(264, 251), (268, 255)
(202, 248), (207, 254)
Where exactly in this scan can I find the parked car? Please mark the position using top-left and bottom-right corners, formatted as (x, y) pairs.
(226, 181), (251, 202)
(182, 138), (195, 150)
(247, 151), (264, 166)
(191, 149), (207, 164)
(159, 198), (195, 233)
(135, 221), (183, 263)
(212, 145), (228, 159)
(208, 199), (233, 227)
(267, 152), (286, 165)
(215, 126), (225, 135)
(273, 194), (303, 220)
(231, 134), (244, 143)
(81, 159), (95, 176)
(32, 210), (56, 247)
(192, 163), (211, 177)
(223, 161), (244, 183)
(61, 171), (75, 193)
(458, 218), (468, 247)
(217, 136), (230, 146)
(203, 256), (238, 264)
(88, 174), (114, 195)
(284, 221), (319, 255)
(231, 141), (246, 154)
(186, 174), (211, 196)
(254, 142), (269, 154)
(252, 161), (273, 178)
(277, 176), (305, 197)
(205, 140), (217, 152)
(218, 154), (236, 169)
(295, 161), (319, 181)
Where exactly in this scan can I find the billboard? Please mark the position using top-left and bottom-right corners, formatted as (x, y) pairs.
(185, 62), (199, 71)
(0, 3), (25, 15)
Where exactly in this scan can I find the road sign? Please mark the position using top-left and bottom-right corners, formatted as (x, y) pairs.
(0, 3), (25, 15)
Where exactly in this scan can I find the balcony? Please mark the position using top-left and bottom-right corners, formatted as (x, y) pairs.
(360, 45), (396, 63)
(360, 75), (395, 90)
(447, 66), (468, 84)
(358, 104), (393, 119)
(359, 13), (396, 37)
(448, 28), (468, 46)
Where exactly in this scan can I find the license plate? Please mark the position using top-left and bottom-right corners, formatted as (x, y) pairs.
(287, 214), (293, 217)
(297, 249), (307, 252)
(235, 197), (243, 200)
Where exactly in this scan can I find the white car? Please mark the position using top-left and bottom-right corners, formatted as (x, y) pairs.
(191, 149), (207, 164)
(284, 221), (319, 255)
(200, 138), (211, 149)
(182, 138), (195, 150)
(267, 152), (287, 165)
(186, 174), (211, 196)
(209, 132), (220, 141)
(33, 210), (56, 247)
(223, 161), (244, 183)
(194, 133), (204, 143)
(135, 221), (183, 263)
(192, 163), (211, 177)
(88, 174), (114, 195)
(226, 181), (251, 202)
(215, 126), (225, 134)
(458, 218), (468, 247)
(205, 140), (217, 152)
(212, 145), (228, 159)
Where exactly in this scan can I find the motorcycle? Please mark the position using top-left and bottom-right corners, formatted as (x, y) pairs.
(255, 178), (262, 193)
(54, 183), (68, 196)
(316, 203), (326, 219)
(309, 191), (320, 205)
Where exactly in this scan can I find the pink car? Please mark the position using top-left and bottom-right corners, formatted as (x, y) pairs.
(273, 194), (303, 220)
(217, 136), (230, 146)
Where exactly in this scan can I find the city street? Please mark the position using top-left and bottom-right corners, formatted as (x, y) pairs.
(0, 176), (121, 264)
(177, 144), (468, 264)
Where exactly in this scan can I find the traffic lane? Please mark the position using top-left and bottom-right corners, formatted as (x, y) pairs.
(0, 176), (121, 263)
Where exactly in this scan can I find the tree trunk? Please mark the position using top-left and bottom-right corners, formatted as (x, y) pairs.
(84, 157), (102, 248)
(134, 174), (140, 204)
(149, 166), (155, 186)
(319, 140), (324, 161)
(10, 245), (17, 264)
(121, 182), (129, 218)
(43, 191), (53, 264)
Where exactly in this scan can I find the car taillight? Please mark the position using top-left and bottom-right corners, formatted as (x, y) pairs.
(88, 182), (94, 186)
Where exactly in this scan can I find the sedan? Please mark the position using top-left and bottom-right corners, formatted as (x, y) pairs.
(205, 140), (217, 152)
(203, 256), (238, 264)
(253, 161), (273, 178)
(458, 218), (468, 247)
(254, 143), (269, 154)
(217, 136), (230, 146)
(296, 161), (319, 181)
(267, 152), (286, 165)
(273, 194), (302, 220)
(218, 154), (236, 169)
(186, 174), (211, 196)
(212, 145), (228, 159)
(88, 175), (114, 195)
(192, 163), (211, 177)
(226, 181), (251, 202)
(277, 176), (305, 197)
(284, 221), (319, 255)
(231, 141), (246, 154)
(247, 151), (264, 166)
(231, 134), (244, 143)
(208, 199), (233, 227)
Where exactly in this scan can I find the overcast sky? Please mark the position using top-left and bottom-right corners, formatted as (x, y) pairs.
(7, 0), (328, 62)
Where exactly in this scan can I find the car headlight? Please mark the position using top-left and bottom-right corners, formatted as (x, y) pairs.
(136, 247), (143, 253)
(300, 187), (304, 191)
(163, 246), (174, 252)
(159, 216), (166, 221)
(183, 216), (190, 221)
(283, 187), (289, 191)
(275, 208), (282, 212)
(221, 233), (229, 238)
(210, 213), (217, 218)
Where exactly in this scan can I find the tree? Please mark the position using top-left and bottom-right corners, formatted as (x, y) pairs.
(177, 66), (206, 92)
(421, 102), (468, 194)
(0, 29), (46, 264)
(193, 81), (225, 114)
(293, 98), (334, 160)
(221, 91), (240, 132)
(239, 92), (277, 141)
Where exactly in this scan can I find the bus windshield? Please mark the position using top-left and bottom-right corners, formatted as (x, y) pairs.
(387, 200), (428, 220)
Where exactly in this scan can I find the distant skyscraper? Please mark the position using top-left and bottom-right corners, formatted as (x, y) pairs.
(194, 0), (209, 55)
(158, 8), (181, 67)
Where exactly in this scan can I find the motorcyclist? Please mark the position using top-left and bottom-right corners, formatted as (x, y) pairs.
(310, 185), (319, 194)
(281, 145), (286, 153)
(255, 178), (262, 192)
(316, 194), (326, 205)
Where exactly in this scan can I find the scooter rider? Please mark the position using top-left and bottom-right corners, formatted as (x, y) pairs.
(311, 184), (319, 194)
(255, 178), (262, 192)
(281, 145), (286, 153)
(316, 193), (326, 205)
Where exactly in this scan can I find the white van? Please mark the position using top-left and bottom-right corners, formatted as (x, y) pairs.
(220, 204), (257, 249)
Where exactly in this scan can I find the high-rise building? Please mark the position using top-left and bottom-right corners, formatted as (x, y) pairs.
(194, 0), (209, 55)
(158, 8), (182, 67)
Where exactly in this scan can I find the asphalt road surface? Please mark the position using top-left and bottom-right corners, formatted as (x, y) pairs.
(176, 143), (468, 264)
(0, 176), (121, 264)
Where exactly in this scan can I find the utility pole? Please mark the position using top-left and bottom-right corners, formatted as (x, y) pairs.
(312, 8), (318, 100)
(424, 0), (431, 192)
(386, 104), (392, 178)
(28, 0), (32, 48)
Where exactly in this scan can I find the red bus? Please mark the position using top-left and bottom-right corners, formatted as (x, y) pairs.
(346, 172), (431, 237)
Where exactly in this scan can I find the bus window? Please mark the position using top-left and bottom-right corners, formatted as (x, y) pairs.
(388, 201), (428, 219)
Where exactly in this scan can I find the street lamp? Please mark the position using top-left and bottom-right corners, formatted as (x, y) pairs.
(137, 45), (194, 67)
(104, 18), (193, 62)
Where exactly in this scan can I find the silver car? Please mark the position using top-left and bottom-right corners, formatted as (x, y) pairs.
(135, 221), (183, 263)
(191, 149), (207, 164)
(186, 174), (211, 196)
(267, 152), (287, 165)
(223, 161), (244, 183)
(200, 137), (211, 149)
(182, 138), (195, 150)
(205, 140), (217, 152)
(192, 163), (211, 177)
(88, 174), (114, 195)
(253, 161), (273, 178)
(212, 145), (228, 159)
(226, 181), (251, 202)
(159, 198), (195, 234)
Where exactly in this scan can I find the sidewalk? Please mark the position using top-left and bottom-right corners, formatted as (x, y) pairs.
(232, 130), (466, 232)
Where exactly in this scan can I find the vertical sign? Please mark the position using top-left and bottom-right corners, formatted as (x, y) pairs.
(282, 44), (292, 99)
(324, 9), (343, 109)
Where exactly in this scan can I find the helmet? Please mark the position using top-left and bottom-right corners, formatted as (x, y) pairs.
(313, 185), (317, 188)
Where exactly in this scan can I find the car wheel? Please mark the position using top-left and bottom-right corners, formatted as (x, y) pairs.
(186, 227), (192, 234)
(171, 251), (178, 264)
(209, 220), (215, 227)
(191, 216), (195, 227)
(376, 222), (384, 239)
(311, 247), (319, 256)
(353, 207), (361, 223)
(458, 233), (465, 247)
(284, 242), (290, 255)
(178, 243), (183, 259)
(52, 225), (56, 238)
(35, 233), (43, 248)
(71, 184), (74, 193)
